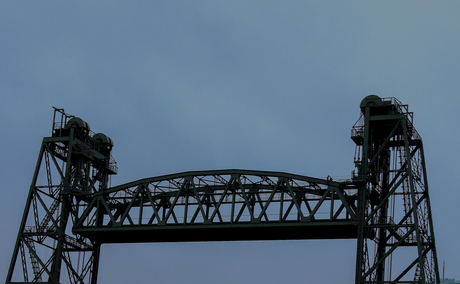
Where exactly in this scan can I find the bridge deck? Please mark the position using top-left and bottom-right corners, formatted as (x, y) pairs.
(74, 221), (358, 243)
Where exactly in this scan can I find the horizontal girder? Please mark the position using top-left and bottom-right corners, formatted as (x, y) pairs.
(75, 221), (359, 243)
(73, 169), (359, 243)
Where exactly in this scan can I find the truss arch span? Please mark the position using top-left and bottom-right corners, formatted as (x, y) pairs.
(73, 169), (359, 243)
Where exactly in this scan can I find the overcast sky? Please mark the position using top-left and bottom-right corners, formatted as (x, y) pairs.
(1, 1), (460, 283)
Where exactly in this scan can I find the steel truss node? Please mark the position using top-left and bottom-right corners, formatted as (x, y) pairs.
(6, 97), (440, 284)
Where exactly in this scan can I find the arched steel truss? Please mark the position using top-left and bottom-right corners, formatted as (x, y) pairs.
(73, 170), (359, 243)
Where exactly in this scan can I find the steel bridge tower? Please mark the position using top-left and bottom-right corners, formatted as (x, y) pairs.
(352, 96), (439, 283)
(6, 108), (117, 283)
(6, 96), (440, 284)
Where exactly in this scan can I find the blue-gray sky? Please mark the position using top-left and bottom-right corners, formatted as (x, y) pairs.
(1, 1), (460, 283)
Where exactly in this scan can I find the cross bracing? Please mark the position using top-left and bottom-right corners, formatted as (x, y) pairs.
(73, 170), (359, 243)
(352, 96), (439, 284)
(6, 97), (440, 284)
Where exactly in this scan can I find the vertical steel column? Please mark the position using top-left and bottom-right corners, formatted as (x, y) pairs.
(355, 104), (371, 284)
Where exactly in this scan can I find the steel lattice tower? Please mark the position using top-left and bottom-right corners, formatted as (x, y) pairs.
(353, 95), (439, 283)
(6, 96), (440, 284)
(6, 108), (117, 283)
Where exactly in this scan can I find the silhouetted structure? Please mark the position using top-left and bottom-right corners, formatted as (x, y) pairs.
(6, 96), (439, 283)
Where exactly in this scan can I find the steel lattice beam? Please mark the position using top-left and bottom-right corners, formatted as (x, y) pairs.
(73, 170), (359, 243)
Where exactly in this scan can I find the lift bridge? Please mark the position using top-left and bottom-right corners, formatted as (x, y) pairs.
(6, 95), (440, 284)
